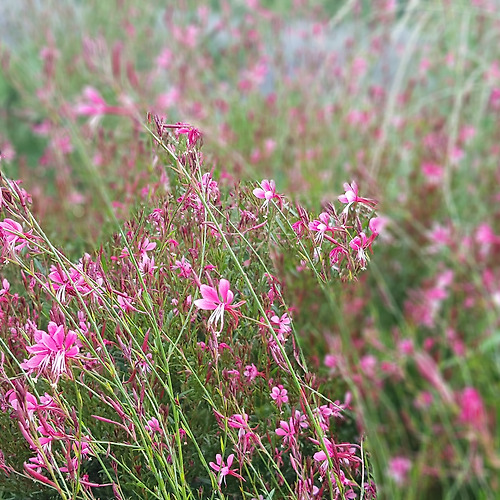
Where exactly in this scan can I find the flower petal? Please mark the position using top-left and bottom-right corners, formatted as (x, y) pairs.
(253, 188), (265, 199)
(218, 279), (230, 301)
(199, 284), (219, 303)
(194, 299), (217, 311)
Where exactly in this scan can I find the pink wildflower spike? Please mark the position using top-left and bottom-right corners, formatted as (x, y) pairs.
(194, 278), (244, 333)
(209, 453), (245, 485)
(20, 322), (81, 383)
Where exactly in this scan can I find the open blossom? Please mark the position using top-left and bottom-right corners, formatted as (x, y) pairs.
(338, 181), (376, 211)
(350, 231), (371, 268)
(270, 385), (288, 410)
(7, 390), (58, 423)
(253, 179), (283, 209)
(308, 212), (336, 244)
(138, 237), (156, 256)
(312, 438), (361, 471)
(20, 322), (81, 383)
(0, 218), (29, 255)
(194, 278), (244, 333)
(275, 418), (296, 445)
(175, 122), (202, 146)
(0, 278), (10, 296)
(209, 453), (245, 485)
(48, 258), (103, 303)
(172, 256), (192, 278)
(270, 312), (292, 342)
(145, 417), (162, 434)
(200, 172), (220, 200)
(243, 363), (261, 382)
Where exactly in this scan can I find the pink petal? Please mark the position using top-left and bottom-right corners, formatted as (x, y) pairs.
(64, 330), (77, 349)
(41, 332), (58, 351)
(261, 180), (272, 191)
(52, 325), (66, 348)
(319, 212), (330, 224)
(199, 284), (219, 303)
(253, 188), (265, 199)
(218, 279), (231, 303)
(66, 346), (79, 358)
(313, 451), (327, 461)
(24, 354), (48, 370)
(194, 299), (217, 311)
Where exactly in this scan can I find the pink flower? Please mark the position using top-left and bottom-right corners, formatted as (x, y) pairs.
(368, 216), (388, 236)
(312, 438), (361, 470)
(243, 363), (261, 382)
(388, 456), (412, 485)
(421, 162), (444, 184)
(74, 86), (131, 118)
(47, 265), (97, 302)
(0, 278), (10, 296)
(350, 231), (371, 267)
(138, 237), (156, 255)
(145, 417), (162, 434)
(338, 181), (376, 211)
(194, 278), (244, 333)
(270, 385), (288, 409)
(270, 313), (292, 342)
(20, 322), (81, 383)
(174, 122), (202, 146)
(115, 293), (142, 314)
(459, 387), (486, 428)
(172, 256), (192, 278)
(74, 86), (108, 116)
(292, 410), (309, 429)
(201, 173), (220, 199)
(209, 453), (245, 485)
(275, 418), (296, 445)
(308, 212), (336, 244)
(253, 179), (282, 209)
(314, 404), (336, 431)
(0, 218), (29, 255)
(227, 413), (249, 430)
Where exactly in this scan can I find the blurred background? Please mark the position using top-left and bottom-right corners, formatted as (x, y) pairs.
(1, 0), (499, 498)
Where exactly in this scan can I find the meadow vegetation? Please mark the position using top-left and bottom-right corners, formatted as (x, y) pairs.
(0, 1), (499, 498)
